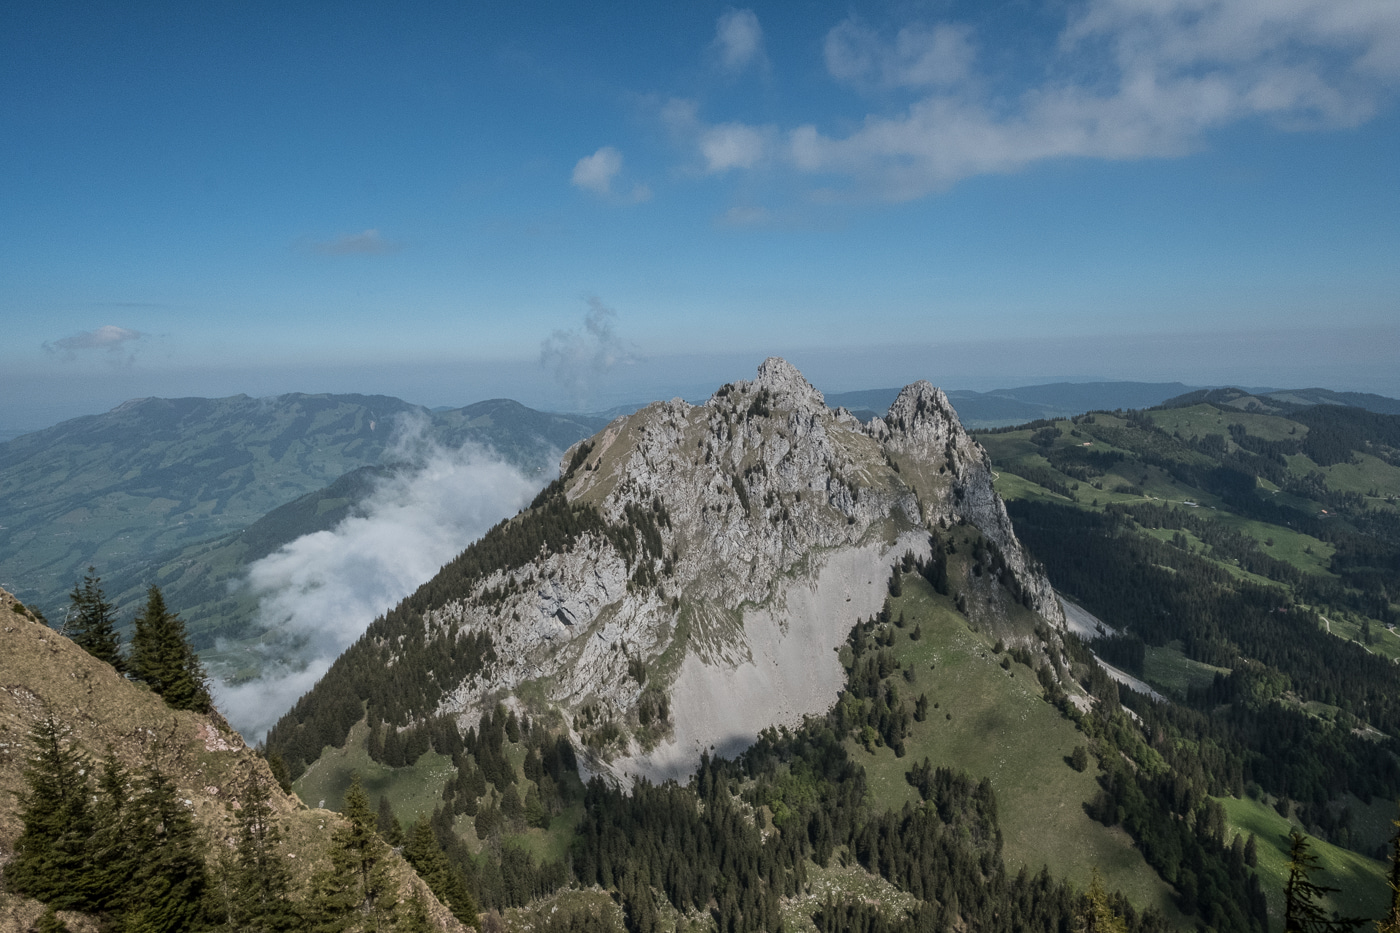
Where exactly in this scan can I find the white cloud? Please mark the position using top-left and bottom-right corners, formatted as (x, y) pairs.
(45, 324), (144, 352)
(825, 20), (976, 88)
(572, 147), (651, 202)
(540, 296), (638, 404)
(713, 9), (766, 75)
(313, 229), (400, 255)
(572, 146), (623, 195)
(701, 123), (770, 172)
(213, 426), (541, 742)
(43, 325), (146, 365)
(700, 0), (1400, 201)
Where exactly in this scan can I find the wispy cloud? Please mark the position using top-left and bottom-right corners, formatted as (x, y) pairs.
(313, 228), (401, 255)
(571, 146), (652, 202)
(540, 296), (637, 404)
(718, 205), (773, 228)
(712, 9), (767, 75)
(42, 325), (146, 364)
(700, 123), (771, 173)
(686, 0), (1400, 201)
(213, 423), (540, 742)
(824, 20), (975, 89)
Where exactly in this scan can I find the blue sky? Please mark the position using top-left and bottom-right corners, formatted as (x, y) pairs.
(3, 0), (1398, 430)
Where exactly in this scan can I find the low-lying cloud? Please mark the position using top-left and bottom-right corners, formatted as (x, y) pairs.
(213, 427), (541, 742)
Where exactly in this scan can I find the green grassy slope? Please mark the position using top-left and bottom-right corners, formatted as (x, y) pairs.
(1218, 795), (1390, 926)
(852, 574), (1187, 922)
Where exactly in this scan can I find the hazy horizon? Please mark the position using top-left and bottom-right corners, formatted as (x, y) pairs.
(4, 2), (1397, 434)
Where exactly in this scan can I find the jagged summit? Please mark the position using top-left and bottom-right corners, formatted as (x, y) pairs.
(750, 355), (826, 410)
(269, 360), (1065, 785)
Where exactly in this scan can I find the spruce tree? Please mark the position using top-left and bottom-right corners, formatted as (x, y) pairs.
(1380, 810), (1400, 933)
(308, 774), (397, 930)
(129, 585), (210, 712)
(87, 751), (137, 915)
(1076, 869), (1126, 933)
(400, 893), (433, 933)
(66, 567), (124, 672)
(34, 906), (70, 933)
(229, 769), (298, 932)
(120, 762), (210, 933)
(3, 718), (98, 910)
(1283, 829), (1363, 933)
(404, 816), (479, 927)
(377, 795), (405, 847)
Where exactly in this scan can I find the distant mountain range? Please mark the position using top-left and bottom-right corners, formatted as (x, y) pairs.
(4, 378), (1396, 688)
(0, 394), (602, 640)
(828, 382), (1400, 427)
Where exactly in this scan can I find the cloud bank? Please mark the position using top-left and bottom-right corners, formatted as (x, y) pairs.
(213, 427), (541, 741)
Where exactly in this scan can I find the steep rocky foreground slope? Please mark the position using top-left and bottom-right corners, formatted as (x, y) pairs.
(0, 586), (464, 932)
(270, 359), (1066, 783)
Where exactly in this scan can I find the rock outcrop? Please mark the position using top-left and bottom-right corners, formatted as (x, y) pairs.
(411, 359), (1063, 781)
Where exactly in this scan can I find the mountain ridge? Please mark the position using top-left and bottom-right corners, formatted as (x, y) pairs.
(269, 358), (1067, 787)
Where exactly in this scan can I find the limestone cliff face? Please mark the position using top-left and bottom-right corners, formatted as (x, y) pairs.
(422, 359), (1063, 780)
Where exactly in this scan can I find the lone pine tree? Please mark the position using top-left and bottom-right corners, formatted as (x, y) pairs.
(129, 584), (210, 712)
(308, 774), (398, 930)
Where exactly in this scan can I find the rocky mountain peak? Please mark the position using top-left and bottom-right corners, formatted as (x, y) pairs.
(271, 360), (1066, 786)
(749, 356), (826, 411)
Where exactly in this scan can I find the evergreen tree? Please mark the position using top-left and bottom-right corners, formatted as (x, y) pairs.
(120, 762), (210, 933)
(403, 816), (479, 928)
(33, 906), (70, 933)
(266, 748), (294, 795)
(400, 893), (433, 933)
(1077, 870), (1127, 933)
(66, 567), (124, 672)
(1284, 829), (1363, 933)
(308, 774), (397, 931)
(377, 795), (405, 847)
(129, 585), (210, 712)
(3, 717), (99, 909)
(87, 751), (138, 915)
(228, 768), (298, 932)
(1379, 810), (1400, 933)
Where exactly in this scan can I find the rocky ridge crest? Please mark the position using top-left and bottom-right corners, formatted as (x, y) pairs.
(419, 359), (1063, 779)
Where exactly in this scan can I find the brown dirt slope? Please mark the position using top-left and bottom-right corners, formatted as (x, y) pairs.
(0, 586), (466, 933)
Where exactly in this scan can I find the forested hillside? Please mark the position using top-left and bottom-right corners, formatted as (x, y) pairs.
(977, 396), (1400, 887)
